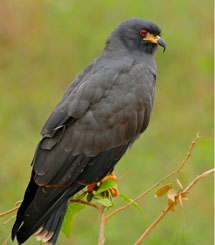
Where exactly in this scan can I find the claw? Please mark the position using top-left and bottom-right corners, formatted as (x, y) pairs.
(109, 187), (119, 197)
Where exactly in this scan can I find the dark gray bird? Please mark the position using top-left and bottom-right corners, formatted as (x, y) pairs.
(12, 17), (166, 244)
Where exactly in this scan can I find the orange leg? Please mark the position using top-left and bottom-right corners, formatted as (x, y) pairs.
(87, 182), (97, 192)
(87, 172), (119, 196)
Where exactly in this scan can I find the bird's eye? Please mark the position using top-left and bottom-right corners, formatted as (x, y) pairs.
(140, 29), (148, 36)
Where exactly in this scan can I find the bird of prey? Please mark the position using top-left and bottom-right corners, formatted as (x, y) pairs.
(12, 18), (166, 244)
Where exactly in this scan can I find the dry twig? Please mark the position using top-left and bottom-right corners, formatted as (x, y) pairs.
(2, 215), (16, 225)
(0, 205), (20, 218)
(0, 202), (22, 244)
(106, 132), (200, 220)
(15, 201), (22, 207)
(97, 132), (202, 244)
(98, 206), (106, 245)
(70, 199), (100, 210)
(183, 168), (214, 193)
(117, 169), (132, 181)
(134, 168), (214, 244)
(3, 234), (11, 245)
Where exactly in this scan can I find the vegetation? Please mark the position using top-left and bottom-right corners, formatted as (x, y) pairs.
(0, 0), (213, 244)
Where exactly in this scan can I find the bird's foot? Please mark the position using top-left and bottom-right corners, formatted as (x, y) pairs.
(87, 172), (119, 196)
(101, 171), (117, 182)
(108, 187), (119, 197)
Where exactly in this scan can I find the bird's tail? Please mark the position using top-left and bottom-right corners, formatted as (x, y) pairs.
(33, 200), (68, 244)
(12, 179), (84, 244)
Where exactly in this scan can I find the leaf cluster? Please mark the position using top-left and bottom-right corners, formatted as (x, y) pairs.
(61, 179), (144, 238)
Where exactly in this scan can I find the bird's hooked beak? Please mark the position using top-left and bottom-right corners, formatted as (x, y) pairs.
(143, 33), (166, 52)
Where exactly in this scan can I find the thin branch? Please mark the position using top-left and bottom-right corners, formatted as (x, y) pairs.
(3, 234), (11, 245)
(15, 201), (22, 206)
(2, 215), (16, 225)
(135, 204), (174, 245)
(106, 132), (200, 220)
(117, 169), (132, 181)
(183, 168), (214, 193)
(134, 168), (214, 244)
(0, 205), (20, 218)
(70, 199), (100, 210)
(98, 206), (106, 245)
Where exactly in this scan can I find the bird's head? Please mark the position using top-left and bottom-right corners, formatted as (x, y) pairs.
(107, 18), (166, 55)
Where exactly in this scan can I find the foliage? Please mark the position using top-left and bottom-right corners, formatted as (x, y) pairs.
(60, 179), (146, 240)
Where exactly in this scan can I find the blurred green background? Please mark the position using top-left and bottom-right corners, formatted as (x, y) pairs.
(0, 0), (213, 244)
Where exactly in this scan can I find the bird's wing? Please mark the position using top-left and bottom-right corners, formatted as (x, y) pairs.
(33, 61), (155, 187)
(40, 58), (99, 137)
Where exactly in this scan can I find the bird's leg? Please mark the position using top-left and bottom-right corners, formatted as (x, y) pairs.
(87, 182), (98, 192)
(87, 172), (119, 196)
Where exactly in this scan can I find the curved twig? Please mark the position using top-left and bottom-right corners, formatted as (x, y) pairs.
(134, 168), (214, 244)
(70, 199), (100, 210)
(106, 132), (200, 220)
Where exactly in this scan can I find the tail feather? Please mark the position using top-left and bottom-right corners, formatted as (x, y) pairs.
(12, 181), (84, 244)
(12, 175), (38, 240)
(34, 200), (69, 244)
(47, 206), (68, 245)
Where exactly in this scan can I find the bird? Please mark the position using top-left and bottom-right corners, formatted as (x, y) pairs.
(12, 17), (166, 244)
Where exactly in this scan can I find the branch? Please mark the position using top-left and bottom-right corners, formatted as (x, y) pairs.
(117, 169), (132, 181)
(135, 203), (174, 245)
(106, 132), (200, 220)
(2, 215), (16, 225)
(134, 168), (214, 244)
(98, 206), (106, 245)
(3, 234), (11, 245)
(0, 205), (20, 218)
(183, 168), (214, 193)
(0, 201), (22, 244)
(69, 199), (100, 210)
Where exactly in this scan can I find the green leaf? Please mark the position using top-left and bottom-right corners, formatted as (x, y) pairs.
(61, 201), (85, 238)
(94, 198), (112, 207)
(95, 180), (117, 195)
(119, 193), (145, 217)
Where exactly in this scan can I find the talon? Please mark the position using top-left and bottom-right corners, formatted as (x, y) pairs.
(109, 187), (119, 197)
